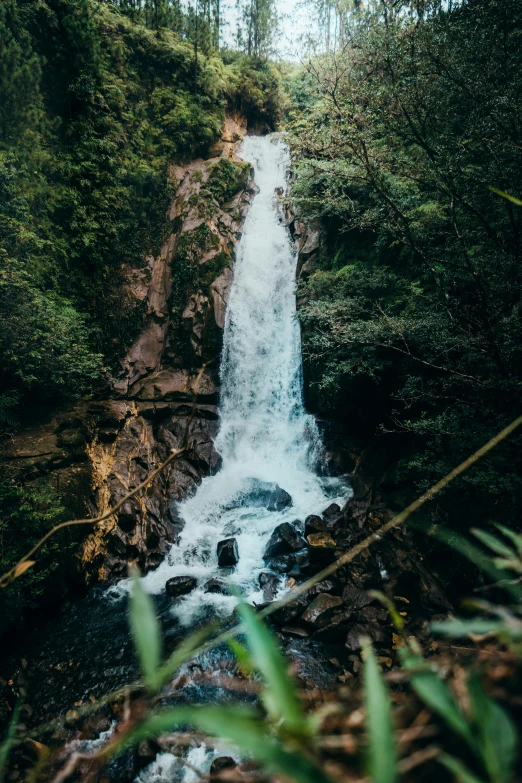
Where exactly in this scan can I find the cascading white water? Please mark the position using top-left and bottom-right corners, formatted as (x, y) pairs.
(140, 135), (348, 622)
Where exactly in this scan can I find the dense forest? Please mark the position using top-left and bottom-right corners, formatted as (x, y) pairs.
(1, 0), (522, 781)
(290, 0), (522, 530)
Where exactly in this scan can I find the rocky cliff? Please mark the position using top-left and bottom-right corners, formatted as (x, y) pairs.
(2, 116), (259, 586)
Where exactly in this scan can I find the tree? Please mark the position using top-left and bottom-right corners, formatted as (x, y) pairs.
(236, 0), (278, 59)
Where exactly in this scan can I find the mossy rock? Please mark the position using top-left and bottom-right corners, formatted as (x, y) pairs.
(200, 251), (230, 289)
(205, 158), (250, 205)
(176, 223), (219, 267)
(188, 192), (217, 220)
(56, 428), (87, 449)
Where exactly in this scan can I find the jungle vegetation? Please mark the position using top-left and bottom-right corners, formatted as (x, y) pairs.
(290, 0), (522, 527)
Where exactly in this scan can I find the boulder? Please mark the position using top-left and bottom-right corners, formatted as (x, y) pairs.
(267, 485), (292, 511)
(217, 538), (239, 567)
(345, 621), (386, 652)
(204, 578), (229, 595)
(271, 596), (309, 625)
(322, 502), (343, 528)
(307, 531), (337, 564)
(342, 583), (372, 609)
(259, 571), (281, 601)
(225, 479), (292, 512)
(165, 576), (197, 598)
(323, 503), (341, 520)
(304, 515), (327, 537)
(264, 522), (306, 559)
(268, 554), (296, 574)
(301, 594), (344, 629)
(210, 757), (236, 780)
(313, 611), (353, 642)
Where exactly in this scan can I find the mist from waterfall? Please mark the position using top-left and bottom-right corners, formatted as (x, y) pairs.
(140, 135), (348, 622)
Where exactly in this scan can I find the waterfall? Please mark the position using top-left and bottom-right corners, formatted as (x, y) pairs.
(140, 135), (347, 622)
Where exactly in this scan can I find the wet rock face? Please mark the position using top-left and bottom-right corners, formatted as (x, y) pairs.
(259, 571), (281, 601)
(267, 485), (293, 511)
(228, 479), (293, 512)
(217, 537), (239, 567)
(304, 515), (327, 536)
(307, 531), (337, 565)
(80, 400), (221, 582)
(263, 522), (306, 559)
(204, 578), (229, 595)
(301, 594), (344, 629)
(165, 575), (197, 598)
(115, 116), (254, 393)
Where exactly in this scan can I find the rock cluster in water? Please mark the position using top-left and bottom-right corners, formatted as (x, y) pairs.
(257, 484), (452, 656)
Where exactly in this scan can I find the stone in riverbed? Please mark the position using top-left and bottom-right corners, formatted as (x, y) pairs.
(228, 479), (292, 512)
(267, 485), (292, 511)
(268, 554), (295, 574)
(342, 582), (372, 609)
(313, 610), (352, 641)
(304, 515), (327, 537)
(264, 522), (306, 559)
(307, 531), (337, 564)
(210, 757), (236, 780)
(165, 575), (197, 598)
(345, 621), (386, 652)
(204, 578), (229, 595)
(259, 571), (281, 601)
(323, 503), (341, 520)
(322, 502), (343, 529)
(217, 537), (239, 567)
(301, 593), (344, 629)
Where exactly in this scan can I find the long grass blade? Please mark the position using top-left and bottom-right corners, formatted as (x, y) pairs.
(129, 570), (162, 690)
(362, 639), (398, 783)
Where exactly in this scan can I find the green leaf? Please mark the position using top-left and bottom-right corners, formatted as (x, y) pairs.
(228, 637), (254, 675)
(125, 706), (334, 783)
(129, 570), (162, 691)
(362, 639), (398, 783)
(494, 524), (522, 556)
(400, 651), (475, 751)
(235, 600), (305, 735)
(471, 529), (516, 560)
(468, 674), (517, 783)
(0, 701), (21, 783)
(432, 619), (521, 640)
(438, 753), (485, 783)
(410, 522), (522, 602)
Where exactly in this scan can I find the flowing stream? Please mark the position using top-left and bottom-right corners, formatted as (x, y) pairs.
(137, 134), (347, 623)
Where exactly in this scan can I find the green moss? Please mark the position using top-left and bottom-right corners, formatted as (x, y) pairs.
(200, 251), (230, 288)
(205, 158), (250, 205)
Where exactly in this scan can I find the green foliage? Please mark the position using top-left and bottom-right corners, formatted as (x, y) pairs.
(0, 259), (104, 402)
(235, 599), (306, 736)
(224, 51), (284, 129)
(0, 0), (237, 414)
(0, 472), (77, 635)
(205, 158), (250, 205)
(129, 570), (163, 691)
(121, 591), (332, 783)
(362, 639), (397, 783)
(0, 701), (20, 783)
(290, 0), (522, 525)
